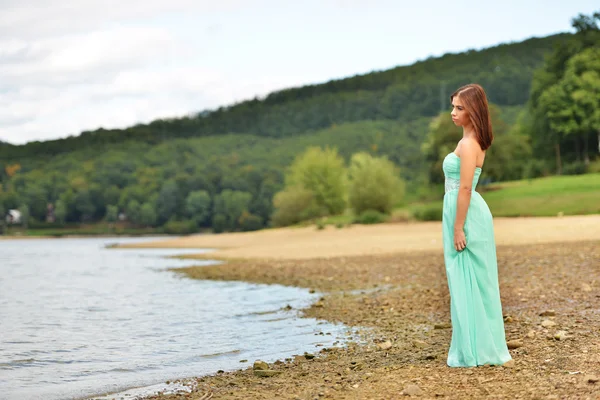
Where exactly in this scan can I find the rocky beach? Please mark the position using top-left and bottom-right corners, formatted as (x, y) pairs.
(120, 215), (600, 400)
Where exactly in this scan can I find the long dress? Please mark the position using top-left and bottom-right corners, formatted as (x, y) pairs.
(442, 152), (512, 367)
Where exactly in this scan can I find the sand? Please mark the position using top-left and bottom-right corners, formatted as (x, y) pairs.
(121, 215), (600, 399)
(117, 215), (600, 261)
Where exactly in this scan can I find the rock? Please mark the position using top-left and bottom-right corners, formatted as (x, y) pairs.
(412, 340), (428, 348)
(503, 315), (513, 323)
(553, 331), (569, 341)
(254, 369), (282, 377)
(377, 340), (393, 350)
(253, 361), (269, 371)
(402, 384), (422, 396)
(507, 340), (523, 349)
(541, 320), (557, 328)
(502, 360), (516, 368)
(434, 323), (451, 329)
(539, 310), (556, 317)
(239, 359), (248, 363)
(584, 375), (599, 383)
(526, 330), (536, 338)
(304, 353), (315, 360)
(424, 354), (437, 360)
(581, 283), (592, 292)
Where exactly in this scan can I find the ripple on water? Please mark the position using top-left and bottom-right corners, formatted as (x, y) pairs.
(0, 237), (348, 400)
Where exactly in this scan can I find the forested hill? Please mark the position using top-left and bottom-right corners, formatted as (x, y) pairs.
(1, 33), (568, 161)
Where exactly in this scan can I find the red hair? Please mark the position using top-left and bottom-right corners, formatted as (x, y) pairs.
(450, 84), (493, 150)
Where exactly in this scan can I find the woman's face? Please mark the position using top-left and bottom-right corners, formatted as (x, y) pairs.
(451, 96), (470, 127)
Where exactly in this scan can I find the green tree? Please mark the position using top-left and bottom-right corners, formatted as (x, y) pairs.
(126, 200), (141, 225)
(74, 190), (96, 222)
(348, 152), (405, 215)
(155, 180), (179, 225)
(105, 205), (118, 223)
(0, 201), (5, 235)
(212, 189), (252, 231)
(285, 146), (347, 215)
(271, 186), (322, 227)
(19, 204), (30, 229)
(54, 200), (67, 225)
(139, 203), (157, 227)
(185, 190), (211, 227)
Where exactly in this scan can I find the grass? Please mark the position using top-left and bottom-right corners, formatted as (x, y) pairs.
(482, 173), (600, 216)
(402, 172), (600, 219)
(317, 172), (600, 226)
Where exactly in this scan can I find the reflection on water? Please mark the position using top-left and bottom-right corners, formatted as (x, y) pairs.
(0, 237), (347, 400)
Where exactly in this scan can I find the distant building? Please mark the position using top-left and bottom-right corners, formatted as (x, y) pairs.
(6, 210), (21, 224)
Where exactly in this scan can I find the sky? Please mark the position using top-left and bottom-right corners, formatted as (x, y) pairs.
(1, 0), (598, 145)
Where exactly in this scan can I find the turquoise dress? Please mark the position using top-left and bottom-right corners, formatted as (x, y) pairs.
(442, 152), (512, 367)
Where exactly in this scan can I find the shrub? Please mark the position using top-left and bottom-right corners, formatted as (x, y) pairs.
(354, 209), (388, 224)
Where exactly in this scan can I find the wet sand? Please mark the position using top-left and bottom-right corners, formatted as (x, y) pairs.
(126, 216), (600, 399)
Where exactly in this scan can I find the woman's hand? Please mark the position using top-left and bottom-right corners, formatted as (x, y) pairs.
(454, 228), (467, 251)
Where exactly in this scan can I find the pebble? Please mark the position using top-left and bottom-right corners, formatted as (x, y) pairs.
(539, 310), (556, 317)
(377, 340), (392, 350)
(507, 340), (523, 349)
(253, 361), (269, 371)
(553, 331), (569, 341)
(402, 384), (422, 396)
(541, 320), (557, 328)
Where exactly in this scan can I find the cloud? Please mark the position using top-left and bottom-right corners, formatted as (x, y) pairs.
(0, 0), (312, 144)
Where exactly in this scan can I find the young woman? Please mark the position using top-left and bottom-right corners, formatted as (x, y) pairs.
(442, 83), (512, 367)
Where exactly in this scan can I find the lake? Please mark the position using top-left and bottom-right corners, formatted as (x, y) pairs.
(0, 237), (347, 400)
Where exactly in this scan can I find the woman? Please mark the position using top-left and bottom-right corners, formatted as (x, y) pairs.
(442, 83), (512, 367)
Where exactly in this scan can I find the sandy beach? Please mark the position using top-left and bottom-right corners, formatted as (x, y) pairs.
(122, 215), (600, 399)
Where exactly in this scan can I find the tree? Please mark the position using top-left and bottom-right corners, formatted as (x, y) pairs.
(105, 205), (118, 224)
(54, 200), (67, 225)
(212, 190), (252, 231)
(139, 203), (157, 227)
(155, 180), (179, 225)
(538, 47), (600, 169)
(185, 190), (211, 227)
(285, 146), (347, 215)
(348, 152), (405, 215)
(74, 190), (96, 222)
(271, 186), (321, 227)
(126, 200), (141, 225)
(0, 201), (4, 235)
(19, 204), (30, 229)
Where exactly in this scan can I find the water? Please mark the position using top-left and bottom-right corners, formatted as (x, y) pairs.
(0, 237), (347, 400)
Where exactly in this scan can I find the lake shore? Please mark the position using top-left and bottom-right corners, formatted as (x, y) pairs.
(126, 216), (599, 399)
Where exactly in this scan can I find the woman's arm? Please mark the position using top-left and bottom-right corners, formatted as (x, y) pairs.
(454, 139), (478, 251)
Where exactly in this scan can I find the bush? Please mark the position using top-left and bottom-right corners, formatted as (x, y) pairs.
(163, 219), (197, 235)
(239, 212), (264, 231)
(348, 152), (405, 215)
(563, 161), (587, 175)
(354, 209), (388, 224)
(212, 213), (227, 233)
(285, 146), (347, 215)
(588, 159), (600, 173)
(412, 204), (442, 221)
(522, 159), (549, 180)
(271, 186), (325, 227)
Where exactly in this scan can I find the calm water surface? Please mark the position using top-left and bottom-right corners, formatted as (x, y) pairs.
(0, 237), (347, 400)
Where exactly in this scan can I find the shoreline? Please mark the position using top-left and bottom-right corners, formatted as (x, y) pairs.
(98, 216), (599, 399)
(126, 220), (599, 398)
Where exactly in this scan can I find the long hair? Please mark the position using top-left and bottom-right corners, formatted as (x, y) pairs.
(450, 84), (493, 150)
